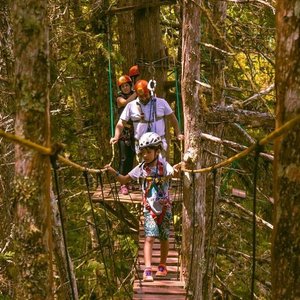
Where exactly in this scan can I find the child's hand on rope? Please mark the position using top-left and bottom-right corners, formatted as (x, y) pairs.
(104, 164), (115, 175)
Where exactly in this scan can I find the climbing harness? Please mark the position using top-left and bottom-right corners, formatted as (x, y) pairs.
(141, 159), (171, 225)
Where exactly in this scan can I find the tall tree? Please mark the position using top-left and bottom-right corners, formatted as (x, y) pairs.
(10, 0), (53, 298)
(181, 0), (205, 299)
(203, 1), (227, 298)
(116, 0), (137, 73)
(272, 0), (300, 298)
(133, 0), (168, 96)
(0, 1), (14, 296)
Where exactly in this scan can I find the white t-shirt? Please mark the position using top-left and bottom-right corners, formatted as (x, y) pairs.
(120, 97), (173, 141)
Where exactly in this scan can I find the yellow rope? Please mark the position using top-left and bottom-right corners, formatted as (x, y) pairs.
(1, 114), (299, 175)
(0, 129), (105, 174)
(182, 114), (300, 173)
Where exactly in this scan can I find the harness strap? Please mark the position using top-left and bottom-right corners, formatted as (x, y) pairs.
(143, 194), (169, 225)
(142, 160), (170, 225)
(133, 116), (165, 123)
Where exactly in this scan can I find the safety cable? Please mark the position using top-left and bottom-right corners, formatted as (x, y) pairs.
(101, 175), (119, 290)
(174, 66), (183, 132)
(107, 16), (114, 138)
(185, 170), (196, 300)
(251, 143), (263, 299)
(100, 172), (141, 295)
(203, 168), (217, 299)
(98, 173), (133, 299)
(82, 170), (111, 285)
(50, 154), (77, 300)
(182, 114), (300, 174)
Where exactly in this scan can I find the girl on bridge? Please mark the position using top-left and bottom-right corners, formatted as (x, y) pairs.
(105, 132), (181, 281)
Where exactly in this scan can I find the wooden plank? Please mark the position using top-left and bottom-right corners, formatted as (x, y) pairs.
(139, 243), (177, 250)
(133, 295), (186, 300)
(131, 185), (186, 299)
(91, 184), (182, 203)
(134, 286), (186, 295)
(137, 265), (180, 273)
(231, 188), (246, 198)
(138, 250), (179, 257)
(138, 256), (180, 265)
(134, 280), (185, 288)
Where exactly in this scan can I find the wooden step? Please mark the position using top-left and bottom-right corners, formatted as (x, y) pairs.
(133, 285), (186, 295)
(139, 237), (176, 243)
(133, 295), (186, 300)
(138, 256), (179, 265)
(134, 280), (185, 288)
(138, 249), (179, 257)
(139, 243), (177, 250)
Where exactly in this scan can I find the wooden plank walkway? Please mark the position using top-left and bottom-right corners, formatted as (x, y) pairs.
(91, 179), (182, 204)
(92, 181), (186, 299)
(133, 220), (186, 299)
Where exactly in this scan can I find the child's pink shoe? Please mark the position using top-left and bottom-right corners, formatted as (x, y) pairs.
(119, 185), (129, 195)
(143, 268), (153, 281)
(156, 264), (167, 277)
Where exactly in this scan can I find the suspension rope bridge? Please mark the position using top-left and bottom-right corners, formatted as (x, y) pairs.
(1, 114), (300, 299)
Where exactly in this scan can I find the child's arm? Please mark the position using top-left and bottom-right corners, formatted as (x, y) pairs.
(104, 165), (132, 185)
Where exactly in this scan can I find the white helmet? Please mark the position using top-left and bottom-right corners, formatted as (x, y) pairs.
(139, 132), (162, 150)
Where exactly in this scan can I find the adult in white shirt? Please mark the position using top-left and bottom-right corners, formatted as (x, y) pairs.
(110, 79), (184, 152)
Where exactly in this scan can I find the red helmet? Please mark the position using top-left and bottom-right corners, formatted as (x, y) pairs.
(134, 80), (149, 97)
(129, 65), (140, 77)
(117, 75), (132, 87)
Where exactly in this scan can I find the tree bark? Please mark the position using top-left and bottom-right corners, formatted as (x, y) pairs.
(203, 2), (227, 298)
(181, 1), (205, 299)
(117, 0), (137, 73)
(272, 0), (300, 298)
(10, 0), (53, 298)
(133, 0), (168, 97)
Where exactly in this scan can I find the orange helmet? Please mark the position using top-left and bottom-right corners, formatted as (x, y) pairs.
(117, 75), (132, 87)
(129, 65), (140, 77)
(134, 80), (150, 97)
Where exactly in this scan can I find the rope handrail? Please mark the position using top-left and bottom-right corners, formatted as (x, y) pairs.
(1, 114), (300, 175)
(181, 114), (300, 173)
(0, 129), (105, 174)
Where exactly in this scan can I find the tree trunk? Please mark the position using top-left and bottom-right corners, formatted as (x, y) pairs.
(117, 0), (137, 73)
(0, 1), (15, 297)
(203, 1), (227, 298)
(133, 0), (168, 97)
(10, 0), (53, 298)
(272, 0), (300, 298)
(181, 1), (206, 299)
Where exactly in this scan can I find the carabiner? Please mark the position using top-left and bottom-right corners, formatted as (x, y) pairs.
(147, 79), (157, 96)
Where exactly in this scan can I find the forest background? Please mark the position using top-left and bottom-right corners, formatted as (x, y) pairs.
(0, 0), (299, 299)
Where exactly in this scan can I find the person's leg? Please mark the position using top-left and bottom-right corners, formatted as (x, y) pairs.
(159, 239), (169, 265)
(123, 142), (135, 174)
(143, 211), (159, 281)
(118, 140), (126, 175)
(144, 236), (155, 268)
(156, 211), (172, 277)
